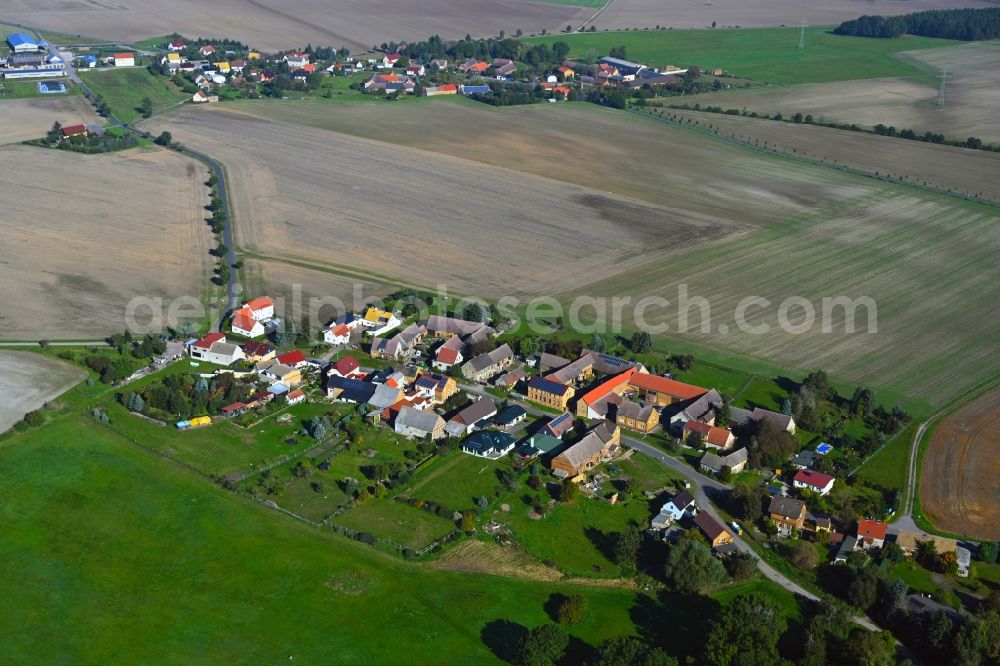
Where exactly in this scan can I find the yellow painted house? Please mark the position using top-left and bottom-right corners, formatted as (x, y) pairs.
(217, 61), (231, 73)
(247, 51), (261, 61)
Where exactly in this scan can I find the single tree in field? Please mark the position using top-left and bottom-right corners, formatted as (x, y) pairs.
(516, 624), (568, 666)
(139, 96), (153, 118)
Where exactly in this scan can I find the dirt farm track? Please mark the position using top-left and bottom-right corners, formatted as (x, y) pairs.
(921, 388), (1000, 540)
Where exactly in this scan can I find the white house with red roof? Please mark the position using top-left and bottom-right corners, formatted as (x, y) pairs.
(381, 52), (401, 68)
(199, 45), (215, 56)
(285, 52), (310, 68)
(793, 469), (836, 496)
(432, 345), (463, 371)
(189, 333), (245, 366)
(323, 323), (351, 345)
(277, 350), (309, 369)
(285, 388), (306, 405)
(243, 296), (274, 321)
(856, 519), (887, 549)
(327, 355), (361, 379)
(114, 53), (136, 67)
(231, 307), (265, 338)
(168, 40), (186, 51)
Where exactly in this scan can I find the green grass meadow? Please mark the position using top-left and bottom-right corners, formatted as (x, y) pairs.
(526, 28), (957, 84)
(82, 67), (185, 122)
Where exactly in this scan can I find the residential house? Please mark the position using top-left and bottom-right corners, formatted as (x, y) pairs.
(699, 448), (748, 475)
(113, 53), (135, 67)
(394, 406), (445, 440)
(520, 433), (563, 459)
(694, 512), (734, 549)
(259, 363), (301, 387)
(188, 332), (244, 366)
(661, 490), (697, 522)
(406, 64), (425, 76)
(360, 307), (401, 336)
(683, 420), (732, 448)
(835, 535), (859, 564)
(956, 547), (971, 577)
(326, 376), (376, 404)
(493, 405), (527, 430)
(429, 58), (449, 70)
(381, 52), (401, 68)
(192, 90), (210, 103)
(730, 406), (797, 434)
(543, 412), (575, 439)
(556, 65), (574, 79)
(857, 519), (887, 549)
(167, 40), (186, 51)
(424, 83), (458, 96)
(494, 367), (526, 390)
(628, 373), (707, 407)
(241, 341), (275, 363)
(461, 430), (517, 458)
(277, 350), (309, 369)
(528, 377), (575, 411)
(61, 124), (88, 138)
(367, 383), (403, 411)
(370, 323), (425, 361)
(364, 73), (415, 94)
(461, 344), (514, 383)
(543, 350), (636, 385)
(327, 355), (361, 379)
(199, 45), (215, 56)
(323, 323), (351, 345)
(231, 306), (265, 338)
(284, 52), (310, 68)
(286, 388), (305, 405)
(447, 397), (498, 437)
(769, 496), (808, 534)
(550, 422), (620, 478)
(793, 469), (835, 496)
(413, 372), (457, 404)
(615, 398), (659, 433)
(458, 58), (488, 74)
(432, 343), (462, 371)
(790, 450), (819, 470)
(243, 296), (274, 321)
(598, 56), (646, 80)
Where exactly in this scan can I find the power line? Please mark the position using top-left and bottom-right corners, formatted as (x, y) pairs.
(937, 67), (951, 106)
(798, 20), (808, 49)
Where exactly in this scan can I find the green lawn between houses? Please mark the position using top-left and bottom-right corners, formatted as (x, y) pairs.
(333, 497), (456, 549)
(81, 67), (186, 122)
(525, 27), (957, 85)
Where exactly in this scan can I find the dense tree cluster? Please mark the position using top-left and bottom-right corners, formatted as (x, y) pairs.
(834, 7), (1000, 40)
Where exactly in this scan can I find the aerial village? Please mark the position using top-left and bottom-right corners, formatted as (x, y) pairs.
(158, 290), (946, 573)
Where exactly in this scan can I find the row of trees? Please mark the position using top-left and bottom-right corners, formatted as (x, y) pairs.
(834, 7), (1000, 40)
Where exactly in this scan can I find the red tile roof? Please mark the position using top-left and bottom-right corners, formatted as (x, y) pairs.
(245, 296), (273, 312)
(437, 347), (460, 364)
(794, 469), (835, 490)
(857, 519), (887, 543)
(333, 355), (359, 375)
(114, 52), (133, 59)
(231, 307), (258, 333)
(278, 350), (306, 366)
(683, 420), (711, 435)
(439, 83), (458, 92)
(707, 426), (733, 447)
(330, 324), (350, 337)
(286, 388), (305, 401)
(61, 124), (87, 136)
(193, 332), (225, 349)
(628, 373), (707, 401)
(579, 368), (636, 407)
(242, 341), (273, 357)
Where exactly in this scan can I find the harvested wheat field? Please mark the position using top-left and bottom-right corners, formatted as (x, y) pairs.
(149, 106), (752, 298)
(579, 191), (1000, 409)
(218, 98), (873, 229)
(664, 109), (1000, 200)
(0, 145), (212, 339)
(682, 43), (1000, 143)
(0, 0), (584, 53)
(0, 96), (97, 146)
(590, 0), (995, 30)
(921, 388), (1000, 539)
(0, 351), (84, 433)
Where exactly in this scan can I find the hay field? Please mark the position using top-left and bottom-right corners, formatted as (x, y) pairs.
(664, 109), (1000, 200)
(577, 191), (1000, 409)
(0, 96), (97, 145)
(589, 0), (994, 31)
(921, 388), (1000, 539)
(148, 106), (752, 298)
(0, 146), (212, 339)
(216, 99), (873, 229)
(0, 0), (585, 52)
(0, 351), (84, 432)
(680, 42), (1000, 142)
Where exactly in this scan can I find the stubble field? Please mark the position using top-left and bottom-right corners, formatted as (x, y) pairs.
(148, 106), (755, 298)
(662, 108), (1000, 200)
(680, 42), (1000, 142)
(0, 96), (97, 145)
(0, 352), (84, 432)
(921, 388), (1000, 539)
(589, 0), (995, 31)
(578, 191), (1000, 409)
(0, 146), (212, 339)
(218, 98), (873, 228)
(0, 0), (585, 52)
